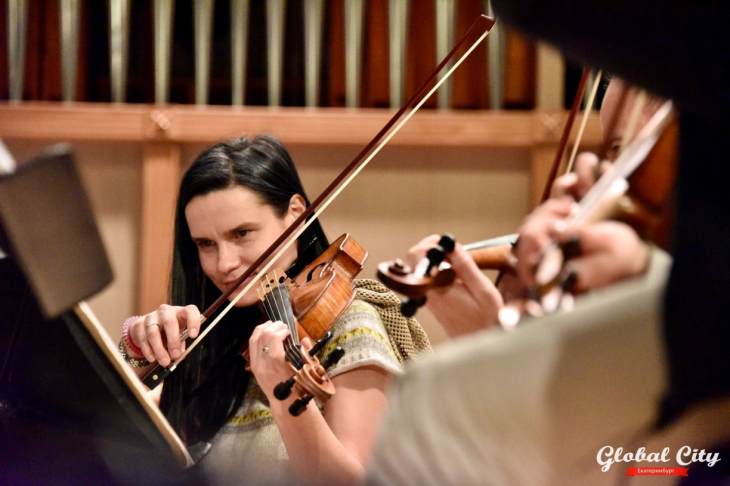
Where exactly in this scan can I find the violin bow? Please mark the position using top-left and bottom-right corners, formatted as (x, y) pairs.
(142, 15), (497, 388)
(538, 67), (591, 203)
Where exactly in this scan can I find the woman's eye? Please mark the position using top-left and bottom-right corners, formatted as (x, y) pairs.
(196, 240), (215, 249)
(235, 229), (250, 239)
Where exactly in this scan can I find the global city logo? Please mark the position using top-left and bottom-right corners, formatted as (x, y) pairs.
(597, 446), (721, 477)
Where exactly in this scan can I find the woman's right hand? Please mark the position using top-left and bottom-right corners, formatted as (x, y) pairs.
(129, 304), (202, 367)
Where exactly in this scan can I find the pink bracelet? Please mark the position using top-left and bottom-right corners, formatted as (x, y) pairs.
(122, 315), (144, 357)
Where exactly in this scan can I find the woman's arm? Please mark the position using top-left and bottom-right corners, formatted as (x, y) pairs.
(249, 320), (392, 485)
(271, 366), (390, 484)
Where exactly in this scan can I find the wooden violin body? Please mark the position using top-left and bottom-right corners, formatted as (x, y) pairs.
(289, 233), (367, 340)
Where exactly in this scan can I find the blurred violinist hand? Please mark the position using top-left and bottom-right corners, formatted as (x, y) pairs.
(406, 235), (503, 337)
(549, 151), (612, 201)
(551, 221), (651, 293)
(514, 200), (650, 294)
(515, 149), (648, 293)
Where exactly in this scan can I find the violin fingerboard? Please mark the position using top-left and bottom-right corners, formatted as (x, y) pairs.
(260, 272), (299, 345)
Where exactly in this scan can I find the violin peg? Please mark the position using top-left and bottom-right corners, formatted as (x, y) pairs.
(438, 234), (456, 253)
(426, 247), (446, 267)
(323, 347), (345, 369)
(308, 330), (333, 357)
(274, 377), (296, 401)
(400, 296), (426, 318)
(289, 396), (313, 416)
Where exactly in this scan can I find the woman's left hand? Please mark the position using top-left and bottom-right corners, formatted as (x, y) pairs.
(247, 320), (294, 398)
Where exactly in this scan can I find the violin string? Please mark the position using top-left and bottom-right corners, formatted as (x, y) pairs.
(278, 284), (305, 367)
(261, 279), (296, 365)
(267, 275), (298, 366)
(462, 233), (519, 252)
(270, 271), (305, 367)
(565, 70), (604, 174)
(159, 18), (494, 375)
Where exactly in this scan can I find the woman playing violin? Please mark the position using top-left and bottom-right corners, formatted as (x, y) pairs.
(403, 78), (669, 336)
(117, 135), (427, 484)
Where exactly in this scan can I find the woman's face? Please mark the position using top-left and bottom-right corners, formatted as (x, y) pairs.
(185, 186), (305, 307)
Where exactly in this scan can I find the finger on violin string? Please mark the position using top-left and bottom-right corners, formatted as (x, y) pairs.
(251, 320), (280, 341)
(540, 285), (563, 314)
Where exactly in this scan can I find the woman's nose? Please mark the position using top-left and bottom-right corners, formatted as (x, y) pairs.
(217, 242), (243, 275)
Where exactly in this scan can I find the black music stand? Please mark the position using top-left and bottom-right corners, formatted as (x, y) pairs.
(0, 146), (199, 484)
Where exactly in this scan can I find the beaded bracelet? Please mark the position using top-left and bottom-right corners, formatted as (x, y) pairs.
(122, 315), (145, 357)
(120, 315), (149, 368)
(118, 339), (150, 368)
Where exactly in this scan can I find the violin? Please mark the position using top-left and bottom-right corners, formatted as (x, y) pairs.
(377, 233), (516, 316)
(260, 234), (366, 416)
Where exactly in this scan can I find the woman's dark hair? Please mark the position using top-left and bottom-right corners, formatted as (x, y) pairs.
(159, 135), (328, 444)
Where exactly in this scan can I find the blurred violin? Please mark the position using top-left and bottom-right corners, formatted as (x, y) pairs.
(375, 68), (598, 315)
(499, 100), (677, 327)
(377, 233), (516, 316)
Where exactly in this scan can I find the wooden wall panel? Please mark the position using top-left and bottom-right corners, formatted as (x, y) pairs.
(362, 0), (389, 108)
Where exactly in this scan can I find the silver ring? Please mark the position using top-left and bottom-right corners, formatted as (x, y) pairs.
(144, 315), (160, 329)
(262, 344), (271, 354)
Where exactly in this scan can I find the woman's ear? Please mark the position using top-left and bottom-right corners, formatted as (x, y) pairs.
(284, 194), (307, 225)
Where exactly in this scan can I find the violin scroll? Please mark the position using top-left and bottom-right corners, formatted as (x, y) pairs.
(377, 233), (516, 317)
